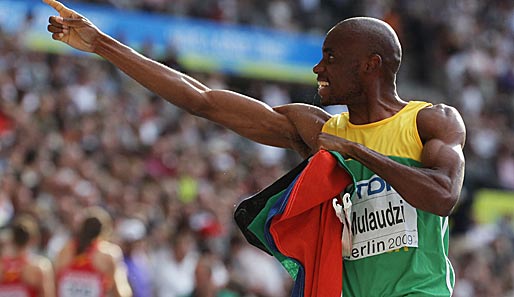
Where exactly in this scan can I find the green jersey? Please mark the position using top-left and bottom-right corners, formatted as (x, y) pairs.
(323, 101), (455, 296)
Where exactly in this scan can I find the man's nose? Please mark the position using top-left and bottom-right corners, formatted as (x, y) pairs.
(313, 61), (324, 74)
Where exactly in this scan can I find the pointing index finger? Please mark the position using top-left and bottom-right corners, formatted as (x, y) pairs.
(43, 0), (67, 12)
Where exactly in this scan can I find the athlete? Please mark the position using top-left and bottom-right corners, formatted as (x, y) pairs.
(44, 0), (466, 295)
(0, 214), (55, 297)
(54, 207), (132, 297)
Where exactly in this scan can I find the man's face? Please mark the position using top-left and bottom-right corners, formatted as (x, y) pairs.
(313, 29), (365, 106)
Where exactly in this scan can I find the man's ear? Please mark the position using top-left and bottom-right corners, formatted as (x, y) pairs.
(365, 54), (382, 72)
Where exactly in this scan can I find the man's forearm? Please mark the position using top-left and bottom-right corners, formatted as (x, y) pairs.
(94, 34), (209, 112)
(348, 143), (458, 216)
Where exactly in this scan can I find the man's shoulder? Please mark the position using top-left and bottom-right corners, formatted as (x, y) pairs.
(417, 102), (466, 142)
(417, 103), (463, 125)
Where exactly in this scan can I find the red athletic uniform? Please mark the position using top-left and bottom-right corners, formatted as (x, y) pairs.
(0, 256), (38, 297)
(57, 241), (109, 297)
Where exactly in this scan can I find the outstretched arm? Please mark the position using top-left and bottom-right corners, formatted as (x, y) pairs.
(43, 0), (328, 154)
(318, 104), (466, 216)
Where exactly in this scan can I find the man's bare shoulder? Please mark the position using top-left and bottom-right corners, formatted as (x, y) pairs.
(274, 103), (333, 156)
(417, 103), (466, 144)
(419, 103), (461, 118)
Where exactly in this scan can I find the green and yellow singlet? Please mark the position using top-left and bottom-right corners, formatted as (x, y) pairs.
(322, 101), (455, 297)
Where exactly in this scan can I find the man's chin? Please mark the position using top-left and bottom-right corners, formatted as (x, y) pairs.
(319, 93), (346, 107)
(319, 97), (335, 107)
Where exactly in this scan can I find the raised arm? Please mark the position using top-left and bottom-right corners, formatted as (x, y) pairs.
(318, 104), (466, 216)
(43, 0), (328, 154)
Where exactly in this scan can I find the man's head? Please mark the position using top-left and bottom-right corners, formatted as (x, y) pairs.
(313, 17), (402, 106)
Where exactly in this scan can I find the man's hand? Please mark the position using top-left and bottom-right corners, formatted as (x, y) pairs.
(44, 0), (101, 53)
(317, 132), (356, 158)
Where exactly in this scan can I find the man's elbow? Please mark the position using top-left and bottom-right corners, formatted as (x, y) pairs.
(434, 193), (459, 217)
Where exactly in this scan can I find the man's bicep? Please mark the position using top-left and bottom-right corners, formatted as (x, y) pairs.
(421, 105), (465, 158)
(201, 90), (305, 149)
(422, 138), (464, 175)
(419, 105), (466, 197)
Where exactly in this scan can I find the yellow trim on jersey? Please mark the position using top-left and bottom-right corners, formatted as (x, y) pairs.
(322, 101), (432, 161)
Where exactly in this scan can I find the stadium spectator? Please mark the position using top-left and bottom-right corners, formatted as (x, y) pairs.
(116, 217), (153, 297)
(151, 227), (199, 297)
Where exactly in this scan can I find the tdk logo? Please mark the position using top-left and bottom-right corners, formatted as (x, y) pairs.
(355, 175), (393, 199)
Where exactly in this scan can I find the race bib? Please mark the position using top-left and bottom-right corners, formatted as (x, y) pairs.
(348, 175), (418, 260)
(58, 272), (102, 297)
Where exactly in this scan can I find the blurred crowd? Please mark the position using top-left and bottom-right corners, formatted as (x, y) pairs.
(0, 0), (513, 296)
